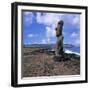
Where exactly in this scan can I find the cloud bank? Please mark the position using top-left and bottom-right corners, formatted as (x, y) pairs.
(24, 11), (80, 45)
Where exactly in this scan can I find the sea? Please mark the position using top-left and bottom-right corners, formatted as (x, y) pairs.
(65, 47), (80, 55)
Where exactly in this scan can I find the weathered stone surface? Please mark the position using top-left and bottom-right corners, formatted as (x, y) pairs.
(55, 20), (64, 57)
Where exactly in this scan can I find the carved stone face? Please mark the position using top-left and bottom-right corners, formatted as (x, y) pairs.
(55, 20), (64, 30)
(55, 20), (64, 37)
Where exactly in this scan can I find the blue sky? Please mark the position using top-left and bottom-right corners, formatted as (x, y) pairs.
(22, 11), (80, 46)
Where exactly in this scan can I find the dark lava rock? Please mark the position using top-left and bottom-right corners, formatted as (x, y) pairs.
(53, 53), (80, 62)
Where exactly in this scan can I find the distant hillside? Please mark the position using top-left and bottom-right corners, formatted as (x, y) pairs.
(24, 44), (75, 49)
(23, 44), (80, 54)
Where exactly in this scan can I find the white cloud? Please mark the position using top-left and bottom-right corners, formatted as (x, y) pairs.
(28, 34), (38, 38)
(42, 39), (47, 44)
(26, 12), (80, 45)
(60, 15), (80, 29)
(24, 12), (32, 15)
(47, 38), (50, 42)
(45, 26), (56, 44)
(70, 32), (80, 46)
(75, 39), (80, 45)
(42, 13), (61, 26)
(46, 26), (56, 38)
(70, 32), (78, 38)
(41, 38), (51, 44)
(72, 16), (80, 28)
(28, 34), (34, 37)
(23, 12), (80, 29)
(36, 13), (63, 26)
(24, 12), (34, 24)
(36, 13), (80, 30)
(36, 13), (62, 44)
(73, 16), (79, 24)
(36, 13), (42, 23)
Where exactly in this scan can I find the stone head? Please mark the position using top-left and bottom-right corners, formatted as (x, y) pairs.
(58, 20), (64, 27)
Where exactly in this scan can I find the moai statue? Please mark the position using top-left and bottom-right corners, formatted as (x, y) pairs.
(55, 20), (64, 57)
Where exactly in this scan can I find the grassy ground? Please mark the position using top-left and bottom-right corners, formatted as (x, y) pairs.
(22, 47), (80, 77)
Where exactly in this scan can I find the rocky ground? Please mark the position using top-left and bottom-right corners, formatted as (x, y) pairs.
(22, 47), (80, 77)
